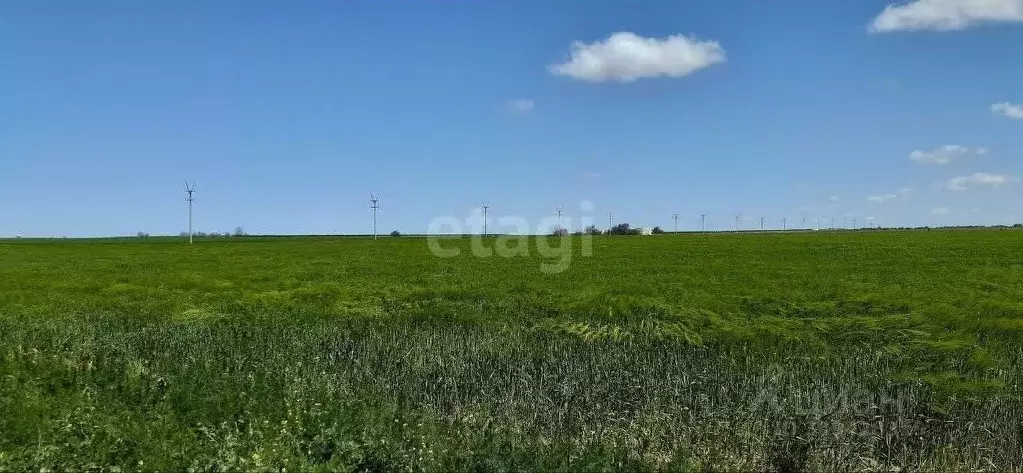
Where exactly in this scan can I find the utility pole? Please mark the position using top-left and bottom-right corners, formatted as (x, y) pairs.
(184, 182), (195, 244)
(673, 213), (679, 234)
(482, 202), (490, 236)
(608, 212), (614, 234)
(783, 217), (787, 231)
(734, 213), (741, 233)
(369, 194), (380, 240)
(760, 217), (765, 232)
(556, 205), (563, 233)
(700, 214), (707, 233)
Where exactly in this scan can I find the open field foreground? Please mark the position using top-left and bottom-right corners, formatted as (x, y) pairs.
(2, 231), (1022, 471)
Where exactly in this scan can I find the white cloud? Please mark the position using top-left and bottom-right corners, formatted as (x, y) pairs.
(549, 32), (726, 83)
(868, 194), (898, 203)
(868, 186), (914, 203)
(946, 172), (1016, 190)
(869, 0), (1023, 32)
(931, 206), (950, 215)
(506, 99), (534, 113)
(909, 145), (988, 165)
(828, 195), (839, 203)
(992, 102), (1023, 119)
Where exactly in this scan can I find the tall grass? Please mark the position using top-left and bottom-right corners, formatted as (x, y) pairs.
(2, 231), (1022, 471)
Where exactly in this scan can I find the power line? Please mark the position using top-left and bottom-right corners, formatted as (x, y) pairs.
(369, 194), (380, 240)
(184, 182), (195, 244)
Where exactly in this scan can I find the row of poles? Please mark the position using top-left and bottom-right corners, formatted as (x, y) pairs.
(182, 183), (386, 244)
(183, 183), (872, 244)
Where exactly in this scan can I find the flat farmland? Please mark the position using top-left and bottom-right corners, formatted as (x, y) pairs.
(2, 231), (1022, 471)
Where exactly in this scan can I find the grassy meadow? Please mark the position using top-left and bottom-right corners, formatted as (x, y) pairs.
(2, 230), (1022, 471)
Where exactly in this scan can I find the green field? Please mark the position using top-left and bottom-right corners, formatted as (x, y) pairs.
(2, 231), (1022, 471)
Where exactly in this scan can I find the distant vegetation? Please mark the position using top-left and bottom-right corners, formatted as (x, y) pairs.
(609, 222), (641, 235)
(175, 227), (247, 238)
(1, 231), (1022, 471)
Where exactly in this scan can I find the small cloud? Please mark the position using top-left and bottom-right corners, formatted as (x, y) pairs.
(909, 145), (988, 165)
(868, 194), (897, 203)
(505, 99), (534, 113)
(869, 0), (1023, 32)
(947, 172), (1016, 190)
(549, 32), (726, 83)
(931, 207), (950, 215)
(868, 186), (914, 203)
(992, 102), (1023, 119)
(827, 195), (840, 203)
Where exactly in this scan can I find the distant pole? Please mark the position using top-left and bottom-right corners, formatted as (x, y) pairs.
(482, 202), (490, 236)
(184, 182), (195, 244)
(760, 217), (765, 232)
(556, 205), (563, 233)
(700, 213), (707, 233)
(608, 212), (614, 234)
(673, 213), (679, 234)
(830, 217), (835, 230)
(852, 217), (857, 229)
(783, 217), (787, 231)
(816, 217), (821, 231)
(734, 213), (740, 233)
(801, 216), (806, 229)
(370, 194), (380, 240)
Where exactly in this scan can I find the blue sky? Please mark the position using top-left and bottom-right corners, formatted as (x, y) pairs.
(2, 0), (1022, 236)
